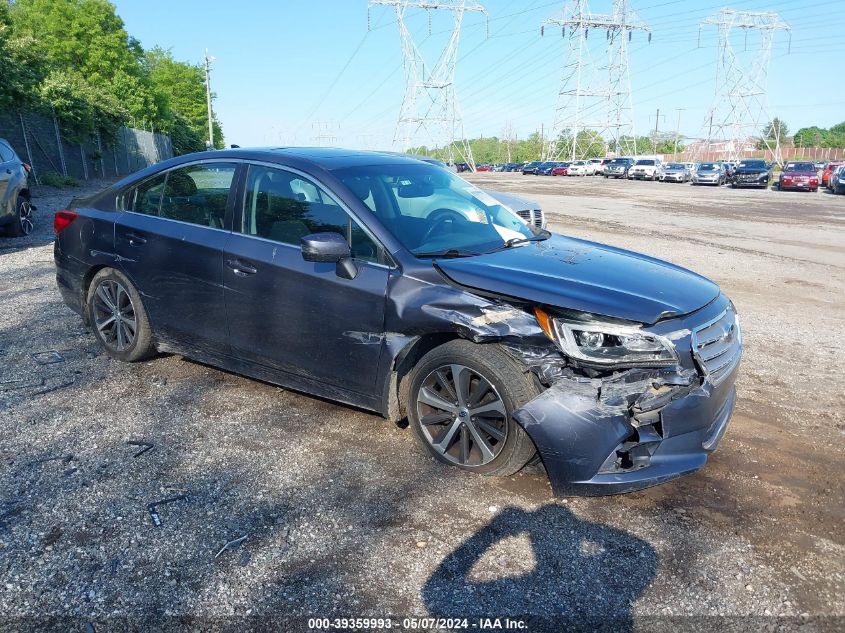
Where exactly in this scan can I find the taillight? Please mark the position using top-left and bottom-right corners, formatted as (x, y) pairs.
(22, 163), (31, 174)
(54, 210), (78, 234)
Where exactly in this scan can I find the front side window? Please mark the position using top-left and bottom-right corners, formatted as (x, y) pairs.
(241, 165), (380, 263)
(159, 162), (236, 228)
(334, 163), (544, 257)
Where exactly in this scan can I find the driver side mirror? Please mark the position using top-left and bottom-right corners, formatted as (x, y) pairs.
(300, 232), (358, 280)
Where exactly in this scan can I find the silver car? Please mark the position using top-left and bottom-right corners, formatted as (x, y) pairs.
(0, 138), (34, 237)
(692, 162), (726, 186)
(660, 162), (691, 183)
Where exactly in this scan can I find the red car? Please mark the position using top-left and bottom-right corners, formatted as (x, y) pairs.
(475, 164), (493, 172)
(778, 161), (819, 192)
(551, 163), (570, 176)
(822, 162), (844, 187)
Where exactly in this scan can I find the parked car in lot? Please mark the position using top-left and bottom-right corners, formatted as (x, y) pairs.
(822, 162), (844, 187)
(537, 162), (559, 176)
(551, 163), (570, 176)
(659, 163), (691, 183)
(598, 158), (612, 175)
(54, 147), (741, 496)
(628, 159), (661, 180)
(777, 161), (819, 192)
(522, 161), (543, 175)
(831, 165), (845, 195)
(692, 162), (726, 186)
(587, 158), (604, 174)
(730, 159), (772, 189)
(0, 137), (34, 237)
(604, 157), (634, 179)
(567, 160), (592, 176)
(409, 154), (546, 229)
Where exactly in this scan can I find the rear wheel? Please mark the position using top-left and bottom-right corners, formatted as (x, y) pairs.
(8, 197), (34, 237)
(408, 340), (539, 477)
(86, 268), (155, 362)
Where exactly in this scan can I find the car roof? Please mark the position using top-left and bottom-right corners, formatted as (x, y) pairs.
(176, 147), (430, 170)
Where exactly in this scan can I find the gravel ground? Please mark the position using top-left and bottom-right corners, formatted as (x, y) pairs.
(0, 176), (843, 632)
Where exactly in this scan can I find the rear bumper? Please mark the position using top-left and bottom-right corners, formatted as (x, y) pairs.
(513, 348), (740, 497)
(54, 241), (86, 317)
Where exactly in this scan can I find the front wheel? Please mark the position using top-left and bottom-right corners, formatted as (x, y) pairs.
(407, 340), (539, 476)
(86, 268), (156, 362)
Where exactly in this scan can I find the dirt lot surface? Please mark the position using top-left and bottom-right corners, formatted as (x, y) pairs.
(0, 175), (843, 632)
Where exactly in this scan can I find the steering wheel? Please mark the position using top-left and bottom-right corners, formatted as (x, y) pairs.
(419, 209), (466, 245)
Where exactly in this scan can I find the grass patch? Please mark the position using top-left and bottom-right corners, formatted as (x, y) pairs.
(40, 172), (79, 188)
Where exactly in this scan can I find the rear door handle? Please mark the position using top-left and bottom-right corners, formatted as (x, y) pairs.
(226, 258), (257, 276)
(126, 232), (147, 246)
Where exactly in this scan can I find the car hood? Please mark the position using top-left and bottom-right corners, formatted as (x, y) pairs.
(697, 169), (721, 174)
(436, 235), (720, 324)
(781, 171), (816, 176)
(735, 167), (768, 174)
(484, 190), (540, 212)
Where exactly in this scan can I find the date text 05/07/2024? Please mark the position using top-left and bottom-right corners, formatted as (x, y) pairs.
(307, 617), (528, 630)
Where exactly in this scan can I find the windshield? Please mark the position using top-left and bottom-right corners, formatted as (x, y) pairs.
(699, 163), (719, 170)
(608, 158), (630, 165)
(333, 163), (544, 257)
(738, 160), (766, 168)
(785, 162), (815, 172)
(666, 163), (685, 169)
(635, 159), (655, 165)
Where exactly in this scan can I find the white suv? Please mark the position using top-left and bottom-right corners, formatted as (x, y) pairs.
(628, 158), (662, 181)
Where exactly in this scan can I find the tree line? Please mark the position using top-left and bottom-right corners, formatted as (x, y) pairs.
(0, 0), (222, 155)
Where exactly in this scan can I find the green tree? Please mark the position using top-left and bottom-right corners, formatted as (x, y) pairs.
(0, 3), (44, 110)
(758, 117), (789, 148)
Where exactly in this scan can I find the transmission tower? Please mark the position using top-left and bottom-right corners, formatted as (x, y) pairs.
(696, 9), (790, 164)
(368, 0), (487, 169)
(542, 0), (649, 161)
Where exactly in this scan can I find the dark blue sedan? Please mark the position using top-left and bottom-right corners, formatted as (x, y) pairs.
(54, 148), (741, 496)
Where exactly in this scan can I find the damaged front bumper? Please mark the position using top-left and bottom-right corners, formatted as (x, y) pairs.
(511, 297), (741, 496)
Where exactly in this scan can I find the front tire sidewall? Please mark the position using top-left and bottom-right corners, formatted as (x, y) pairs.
(407, 340), (539, 477)
(86, 268), (155, 362)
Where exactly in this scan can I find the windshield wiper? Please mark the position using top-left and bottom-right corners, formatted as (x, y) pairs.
(486, 229), (551, 253)
(414, 248), (481, 259)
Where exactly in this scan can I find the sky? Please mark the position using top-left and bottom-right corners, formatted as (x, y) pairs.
(112, 0), (845, 150)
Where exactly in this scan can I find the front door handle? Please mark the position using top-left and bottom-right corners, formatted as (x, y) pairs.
(126, 232), (147, 246)
(226, 258), (257, 276)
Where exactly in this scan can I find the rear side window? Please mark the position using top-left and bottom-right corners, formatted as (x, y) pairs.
(0, 141), (15, 163)
(159, 163), (237, 229)
(241, 164), (380, 263)
(127, 173), (167, 215)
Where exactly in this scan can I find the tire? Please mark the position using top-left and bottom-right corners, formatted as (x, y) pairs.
(86, 268), (155, 362)
(407, 339), (539, 477)
(8, 196), (34, 237)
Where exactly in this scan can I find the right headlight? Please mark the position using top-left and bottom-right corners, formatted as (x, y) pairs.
(534, 308), (678, 367)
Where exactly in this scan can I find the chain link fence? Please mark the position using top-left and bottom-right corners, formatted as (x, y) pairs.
(0, 110), (172, 185)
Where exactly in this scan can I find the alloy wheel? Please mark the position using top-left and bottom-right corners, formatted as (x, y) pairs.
(416, 364), (508, 468)
(18, 200), (34, 235)
(92, 280), (137, 351)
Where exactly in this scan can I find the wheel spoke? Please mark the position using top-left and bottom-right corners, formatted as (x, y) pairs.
(475, 418), (506, 442)
(432, 418), (462, 455)
(122, 316), (137, 336)
(417, 386), (458, 414)
(96, 285), (116, 311)
(434, 369), (457, 402)
(459, 424), (470, 464)
(467, 376), (492, 407)
(116, 319), (126, 349)
(451, 364), (470, 406)
(465, 420), (495, 462)
(96, 315), (116, 331)
(420, 412), (452, 426)
(469, 399), (507, 417)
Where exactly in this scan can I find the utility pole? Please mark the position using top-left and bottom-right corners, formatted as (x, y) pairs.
(673, 107), (685, 160)
(650, 107), (665, 153)
(367, 0), (488, 170)
(542, 0), (650, 161)
(204, 49), (215, 149)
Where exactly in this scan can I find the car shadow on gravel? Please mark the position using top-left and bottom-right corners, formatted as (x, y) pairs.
(422, 505), (656, 632)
